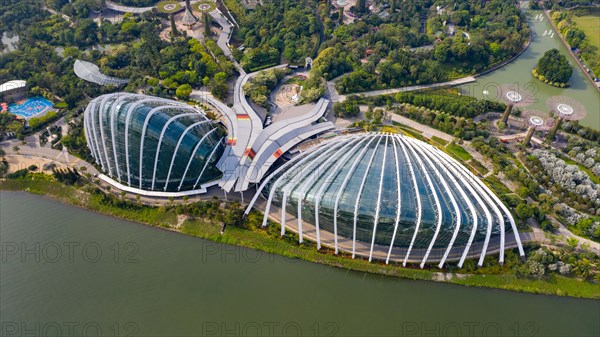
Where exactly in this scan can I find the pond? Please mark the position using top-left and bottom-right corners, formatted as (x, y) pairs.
(460, 10), (600, 130)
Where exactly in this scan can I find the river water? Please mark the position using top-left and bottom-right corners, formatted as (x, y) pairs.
(1, 191), (599, 336)
(460, 10), (600, 129)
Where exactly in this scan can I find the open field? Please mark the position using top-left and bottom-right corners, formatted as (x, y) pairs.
(572, 14), (600, 51)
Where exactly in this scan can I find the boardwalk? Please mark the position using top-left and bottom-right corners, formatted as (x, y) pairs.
(332, 76), (477, 102)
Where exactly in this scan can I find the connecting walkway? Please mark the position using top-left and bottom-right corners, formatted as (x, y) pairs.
(333, 76), (476, 102)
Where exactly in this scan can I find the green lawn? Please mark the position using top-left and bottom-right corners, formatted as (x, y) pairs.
(572, 10), (600, 51)
(446, 143), (472, 161)
(484, 175), (512, 195)
(431, 135), (449, 146)
(561, 156), (600, 184)
(468, 159), (489, 175)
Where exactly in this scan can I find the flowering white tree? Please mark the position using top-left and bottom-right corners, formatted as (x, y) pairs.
(533, 149), (600, 206)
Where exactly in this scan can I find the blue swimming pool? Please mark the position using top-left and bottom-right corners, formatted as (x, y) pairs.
(8, 96), (53, 119)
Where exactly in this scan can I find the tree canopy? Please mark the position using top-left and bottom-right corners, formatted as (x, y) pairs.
(536, 48), (573, 84)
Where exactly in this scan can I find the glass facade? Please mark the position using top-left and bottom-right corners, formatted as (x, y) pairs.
(261, 133), (516, 263)
(84, 93), (226, 192)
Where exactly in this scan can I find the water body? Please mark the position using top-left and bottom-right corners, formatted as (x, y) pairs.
(1, 191), (599, 336)
(460, 10), (600, 129)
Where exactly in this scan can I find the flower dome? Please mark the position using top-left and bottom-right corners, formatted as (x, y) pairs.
(255, 133), (522, 267)
(84, 93), (226, 192)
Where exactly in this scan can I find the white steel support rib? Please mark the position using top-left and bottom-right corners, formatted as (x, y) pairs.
(109, 94), (136, 181)
(261, 140), (343, 232)
(314, 136), (369, 250)
(394, 135), (422, 266)
(177, 127), (218, 190)
(333, 136), (378, 254)
(416, 142), (476, 268)
(83, 103), (94, 162)
(427, 146), (487, 267)
(280, 190), (287, 236)
(192, 136), (226, 190)
(124, 98), (174, 186)
(84, 103), (99, 164)
(98, 95), (116, 177)
(150, 112), (205, 190)
(164, 121), (211, 190)
(386, 136), (403, 264)
(369, 136), (389, 262)
(259, 144), (333, 228)
(433, 148), (506, 265)
(138, 106), (181, 189)
(494, 197), (524, 257)
(352, 135), (383, 258)
(244, 145), (323, 215)
(297, 138), (360, 244)
(398, 136), (440, 268)
(405, 137), (459, 268)
(89, 97), (106, 172)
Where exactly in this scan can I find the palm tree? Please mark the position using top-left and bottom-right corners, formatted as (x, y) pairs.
(572, 259), (593, 279)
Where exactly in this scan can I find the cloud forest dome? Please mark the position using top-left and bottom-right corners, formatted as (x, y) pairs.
(256, 133), (524, 267)
(84, 93), (226, 192)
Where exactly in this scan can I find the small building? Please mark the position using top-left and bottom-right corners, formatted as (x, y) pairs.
(0, 80), (26, 104)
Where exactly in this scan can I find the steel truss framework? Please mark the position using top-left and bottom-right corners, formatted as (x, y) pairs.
(84, 93), (225, 192)
(246, 133), (524, 266)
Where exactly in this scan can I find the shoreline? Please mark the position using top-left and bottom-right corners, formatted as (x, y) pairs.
(1, 178), (599, 300)
(543, 9), (600, 93)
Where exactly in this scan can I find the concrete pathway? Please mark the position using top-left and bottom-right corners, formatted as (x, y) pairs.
(332, 76), (477, 102)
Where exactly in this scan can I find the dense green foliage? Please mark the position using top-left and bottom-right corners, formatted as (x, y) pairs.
(311, 0), (529, 93)
(333, 100), (360, 118)
(534, 49), (573, 84)
(229, 0), (321, 70)
(46, 0), (105, 19)
(394, 90), (505, 118)
(28, 111), (60, 130)
(242, 68), (291, 107)
(551, 8), (600, 79)
(111, 0), (157, 6)
(0, 1), (236, 135)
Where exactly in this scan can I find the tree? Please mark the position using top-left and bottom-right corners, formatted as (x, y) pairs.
(333, 101), (360, 117)
(12, 145), (19, 154)
(210, 72), (228, 99)
(536, 49), (573, 84)
(572, 259), (593, 279)
(0, 148), (5, 158)
(516, 203), (534, 220)
(175, 84), (192, 100)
